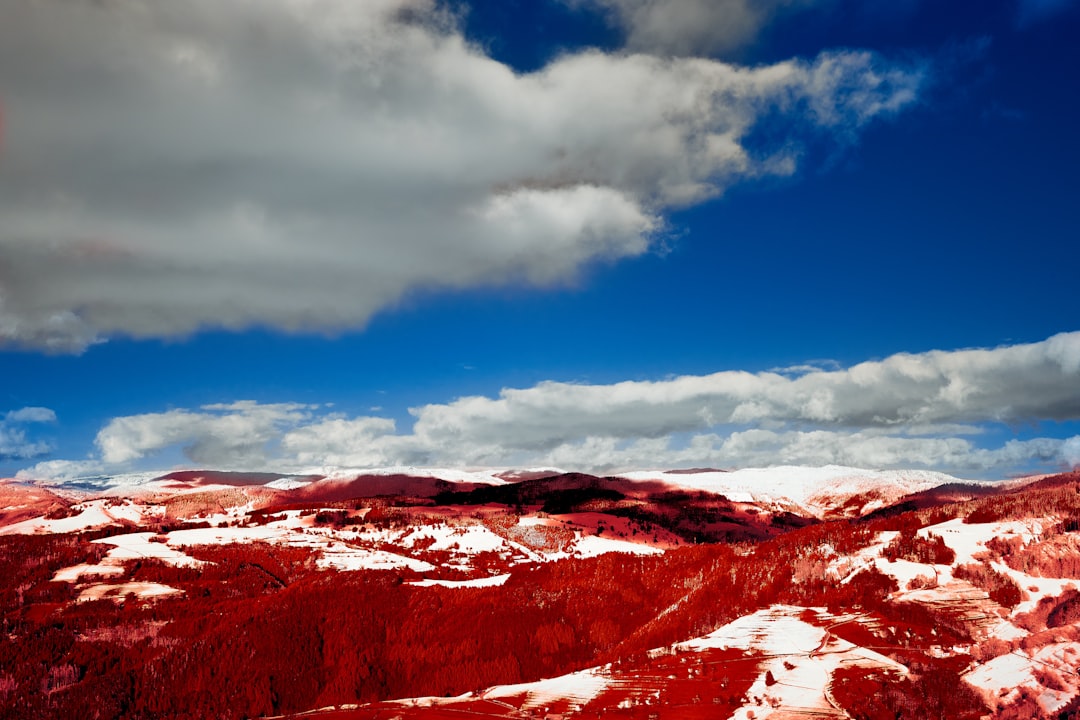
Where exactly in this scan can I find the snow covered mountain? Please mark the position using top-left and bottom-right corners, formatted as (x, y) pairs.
(4, 465), (1080, 719)
(619, 464), (967, 517)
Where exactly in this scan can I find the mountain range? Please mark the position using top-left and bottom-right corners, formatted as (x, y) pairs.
(3, 464), (1079, 719)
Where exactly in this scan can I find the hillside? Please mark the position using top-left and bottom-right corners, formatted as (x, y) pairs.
(2, 466), (1080, 719)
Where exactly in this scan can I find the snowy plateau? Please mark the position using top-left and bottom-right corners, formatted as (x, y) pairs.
(4, 465), (1080, 719)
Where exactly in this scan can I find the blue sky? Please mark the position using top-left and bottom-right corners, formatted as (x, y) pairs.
(1, 0), (1078, 480)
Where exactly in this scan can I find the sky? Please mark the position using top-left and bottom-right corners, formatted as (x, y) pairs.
(1, 0), (1078, 482)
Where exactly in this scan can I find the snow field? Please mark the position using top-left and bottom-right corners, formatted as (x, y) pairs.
(77, 582), (182, 603)
(620, 465), (956, 515)
(407, 574), (511, 588)
(964, 642), (1080, 714)
(675, 606), (907, 719)
(829, 516), (1080, 712)
(482, 667), (611, 710)
(47, 508), (667, 592)
(0, 499), (159, 536)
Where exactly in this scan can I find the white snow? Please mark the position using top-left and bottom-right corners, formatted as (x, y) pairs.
(621, 465), (962, 515)
(159, 516), (439, 573)
(871, 556), (941, 588)
(571, 534), (664, 558)
(0, 499), (152, 535)
(265, 477), (313, 490)
(382, 664), (609, 713)
(920, 517), (1042, 565)
(680, 605), (826, 654)
(408, 574), (511, 588)
(310, 516), (664, 570)
(96, 532), (205, 567)
(919, 518), (1078, 616)
(991, 621), (1029, 642)
(52, 531), (205, 585)
(77, 582), (182, 602)
(53, 563), (125, 582)
(482, 667), (610, 709)
(516, 515), (553, 527)
(167, 524), (292, 546)
(316, 544), (435, 572)
(400, 523), (509, 554)
(681, 605), (907, 720)
(965, 651), (1033, 699)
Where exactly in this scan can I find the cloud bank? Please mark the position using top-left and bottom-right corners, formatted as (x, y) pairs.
(18, 333), (1080, 479)
(0, 0), (922, 352)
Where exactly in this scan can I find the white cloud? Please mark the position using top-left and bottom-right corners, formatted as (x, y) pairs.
(1063, 436), (1080, 468)
(0, 0), (923, 352)
(280, 416), (399, 467)
(5, 407), (56, 424)
(16, 459), (105, 483)
(400, 331), (1080, 453)
(0, 406), (56, 461)
(572, 0), (814, 56)
(14, 333), (1080, 479)
(531, 430), (1074, 473)
(95, 401), (315, 466)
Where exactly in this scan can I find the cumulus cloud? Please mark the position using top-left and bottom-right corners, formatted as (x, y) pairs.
(0, 406), (56, 461)
(5, 407), (56, 424)
(0, 0), (922, 352)
(571, 0), (813, 56)
(15, 333), (1080, 479)
(280, 416), (400, 467)
(96, 401), (315, 466)
(533, 431), (1073, 473)
(401, 330), (1080, 454)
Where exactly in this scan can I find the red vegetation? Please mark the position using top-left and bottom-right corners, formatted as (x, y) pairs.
(434, 473), (814, 543)
(830, 665), (986, 719)
(881, 528), (956, 565)
(1015, 588), (1080, 632)
(0, 483), (72, 526)
(7, 469), (1080, 718)
(296, 474), (488, 502)
(158, 470), (319, 487)
(952, 562), (1024, 608)
(987, 531), (1080, 579)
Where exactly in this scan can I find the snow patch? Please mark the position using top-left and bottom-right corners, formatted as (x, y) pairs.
(572, 534), (664, 558)
(52, 563), (125, 582)
(0, 499), (152, 535)
(680, 605), (907, 719)
(77, 582), (182, 602)
(96, 532), (204, 567)
(316, 544), (435, 572)
(400, 523), (508, 554)
(408, 574), (511, 588)
(264, 477), (312, 490)
(483, 667), (610, 709)
(621, 465), (961, 515)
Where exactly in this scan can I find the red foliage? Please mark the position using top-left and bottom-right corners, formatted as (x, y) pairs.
(830, 665), (986, 719)
(963, 481), (1080, 525)
(992, 533), (1080, 579)
(881, 528), (956, 565)
(952, 562), (1024, 608)
(11, 472), (1080, 719)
